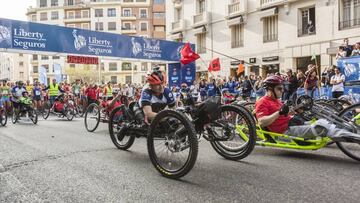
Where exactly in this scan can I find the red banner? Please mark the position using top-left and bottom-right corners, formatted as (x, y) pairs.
(67, 55), (99, 65)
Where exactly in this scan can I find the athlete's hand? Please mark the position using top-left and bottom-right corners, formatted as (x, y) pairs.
(279, 104), (290, 116)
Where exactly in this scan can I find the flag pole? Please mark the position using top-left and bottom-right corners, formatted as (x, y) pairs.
(313, 54), (321, 97)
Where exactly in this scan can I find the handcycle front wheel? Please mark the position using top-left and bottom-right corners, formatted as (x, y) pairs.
(108, 105), (135, 150)
(337, 103), (360, 161)
(147, 110), (198, 179)
(0, 109), (7, 126)
(42, 101), (51, 120)
(29, 109), (38, 124)
(84, 103), (101, 132)
(209, 105), (257, 161)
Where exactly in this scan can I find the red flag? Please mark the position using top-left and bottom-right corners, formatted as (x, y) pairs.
(180, 43), (200, 65)
(208, 58), (221, 72)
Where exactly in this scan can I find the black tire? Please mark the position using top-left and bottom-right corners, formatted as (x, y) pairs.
(210, 105), (257, 161)
(147, 110), (198, 179)
(65, 107), (75, 121)
(42, 102), (51, 120)
(78, 103), (86, 117)
(337, 103), (360, 161)
(11, 111), (18, 124)
(108, 105), (135, 150)
(30, 109), (38, 124)
(0, 109), (7, 126)
(327, 99), (352, 112)
(84, 103), (101, 132)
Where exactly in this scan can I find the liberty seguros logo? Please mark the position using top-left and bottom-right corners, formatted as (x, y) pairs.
(72, 29), (87, 51)
(0, 25), (11, 44)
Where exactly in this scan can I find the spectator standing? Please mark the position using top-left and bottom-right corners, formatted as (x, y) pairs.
(343, 38), (353, 57)
(336, 46), (347, 60)
(351, 42), (360, 56)
(330, 67), (345, 98)
(283, 69), (298, 101)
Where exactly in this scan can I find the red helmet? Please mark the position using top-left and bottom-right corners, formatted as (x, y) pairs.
(263, 75), (284, 89)
(147, 69), (166, 85)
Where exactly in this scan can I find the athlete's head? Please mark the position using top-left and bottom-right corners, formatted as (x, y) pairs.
(263, 75), (284, 99)
(147, 68), (166, 94)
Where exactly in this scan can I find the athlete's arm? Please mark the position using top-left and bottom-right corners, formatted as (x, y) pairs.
(258, 111), (280, 128)
(143, 105), (157, 120)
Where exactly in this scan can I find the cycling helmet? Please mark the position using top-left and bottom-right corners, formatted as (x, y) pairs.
(147, 69), (166, 85)
(263, 75), (284, 89)
(22, 91), (28, 96)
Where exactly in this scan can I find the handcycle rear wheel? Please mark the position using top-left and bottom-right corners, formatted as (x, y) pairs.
(147, 110), (198, 179)
(337, 103), (360, 161)
(84, 103), (101, 132)
(108, 105), (135, 150)
(210, 105), (257, 160)
(42, 101), (51, 120)
(29, 109), (38, 124)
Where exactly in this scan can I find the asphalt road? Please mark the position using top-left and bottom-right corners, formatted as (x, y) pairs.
(1, 117), (360, 202)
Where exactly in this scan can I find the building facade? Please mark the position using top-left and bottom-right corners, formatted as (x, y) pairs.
(166, 0), (360, 79)
(0, 53), (30, 82)
(26, 0), (166, 84)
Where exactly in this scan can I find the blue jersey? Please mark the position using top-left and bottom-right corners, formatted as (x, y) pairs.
(226, 81), (238, 94)
(139, 87), (176, 113)
(207, 83), (217, 97)
(33, 87), (42, 97)
(199, 84), (207, 96)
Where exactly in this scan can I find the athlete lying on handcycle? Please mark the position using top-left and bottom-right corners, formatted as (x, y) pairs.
(255, 75), (360, 141)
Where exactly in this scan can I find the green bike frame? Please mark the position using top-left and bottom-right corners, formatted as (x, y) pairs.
(236, 125), (331, 150)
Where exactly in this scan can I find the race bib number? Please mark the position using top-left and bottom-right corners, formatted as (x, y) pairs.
(75, 89), (80, 94)
(35, 90), (41, 96)
(2, 90), (8, 94)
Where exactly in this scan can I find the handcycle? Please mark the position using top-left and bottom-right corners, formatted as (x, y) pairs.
(42, 93), (76, 121)
(84, 95), (129, 132)
(108, 95), (256, 179)
(237, 95), (360, 161)
(11, 99), (38, 124)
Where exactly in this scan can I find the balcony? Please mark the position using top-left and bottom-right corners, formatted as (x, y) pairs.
(121, 14), (137, 20)
(64, 15), (91, 23)
(121, 26), (137, 34)
(298, 27), (316, 37)
(339, 18), (360, 30)
(259, 0), (286, 9)
(227, 1), (247, 19)
(192, 12), (209, 28)
(171, 19), (186, 34)
(153, 18), (165, 26)
(153, 31), (166, 39)
(173, 0), (182, 8)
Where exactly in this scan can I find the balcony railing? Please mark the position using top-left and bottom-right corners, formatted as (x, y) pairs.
(260, 0), (284, 8)
(263, 34), (278, 43)
(121, 26), (136, 31)
(121, 14), (136, 18)
(339, 18), (360, 30)
(298, 27), (316, 37)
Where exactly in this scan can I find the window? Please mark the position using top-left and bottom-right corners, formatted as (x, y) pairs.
(110, 76), (117, 83)
(196, 33), (206, 54)
(122, 62), (132, 71)
(141, 62), (148, 71)
(174, 7), (183, 21)
(231, 24), (244, 48)
(340, 0), (360, 29)
(95, 9), (103, 17)
(154, 12), (165, 18)
(40, 0), (47, 7)
(154, 0), (164, 4)
(141, 75), (146, 84)
(95, 22), (104, 31)
(125, 76), (132, 84)
(51, 11), (59, 20)
(67, 0), (74, 6)
(82, 10), (89, 18)
(82, 23), (90, 29)
(19, 62), (24, 67)
(197, 0), (206, 14)
(20, 72), (24, 78)
(41, 55), (49, 60)
(53, 56), (60, 59)
(40, 12), (48, 21)
(67, 11), (75, 19)
(33, 66), (38, 73)
(51, 0), (58, 6)
(263, 15), (278, 43)
(123, 0), (134, 2)
(123, 22), (132, 29)
(33, 55), (38, 60)
(299, 7), (316, 36)
(108, 8), (116, 17)
(140, 9), (147, 18)
(140, 22), (148, 31)
(75, 10), (82, 18)
(108, 22), (116, 30)
(109, 62), (117, 71)
(31, 15), (37, 22)
(123, 9), (132, 17)
(101, 63), (104, 71)
(43, 65), (49, 73)
(19, 54), (23, 57)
